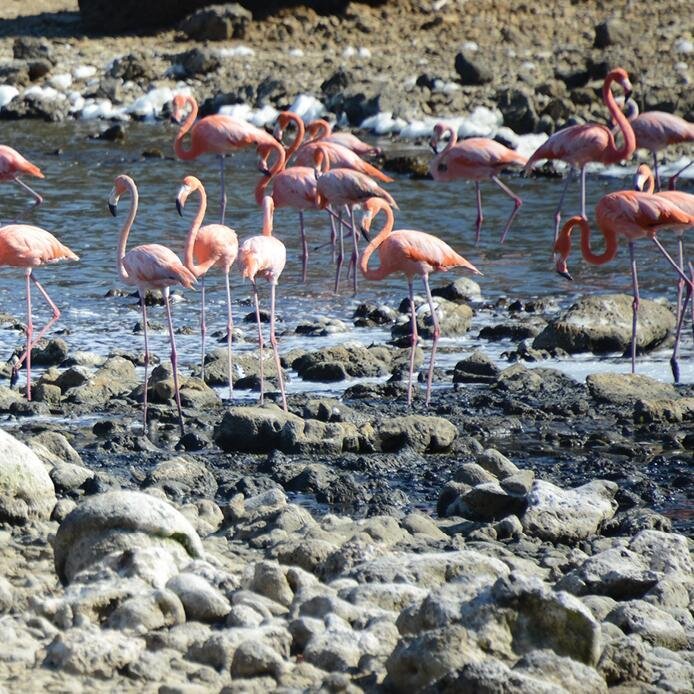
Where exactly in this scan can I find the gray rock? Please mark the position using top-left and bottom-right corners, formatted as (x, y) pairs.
(214, 405), (301, 453)
(453, 350), (500, 384)
(250, 561), (293, 607)
(606, 600), (688, 649)
(452, 482), (526, 522)
(67, 356), (139, 404)
(106, 589), (186, 631)
(55, 366), (90, 391)
(293, 343), (389, 381)
(493, 514), (524, 540)
(0, 576), (13, 612)
(432, 277), (482, 303)
(455, 50), (493, 85)
(179, 48), (221, 77)
(440, 659), (559, 693)
(166, 573), (231, 622)
(586, 373), (678, 406)
(0, 429), (56, 524)
(515, 649), (608, 693)
(392, 298), (474, 339)
(500, 469), (535, 495)
(50, 463), (94, 494)
(29, 431), (83, 466)
(598, 634), (653, 686)
(303, 629), (362, 672)
(496, 87), (539, 134)
(375, 415), (457, 453)
(145, 456), (218, 499)
(594, 18), (631, 48)
(179, 3), (252, 41)
(476, 448), (519, 479)
(230, 638), (287, 678)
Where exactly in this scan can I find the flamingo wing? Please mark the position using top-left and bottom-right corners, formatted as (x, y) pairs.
(633, 112), (694, 150)
(123, 244), (196, 288)
(526, 124), (612, 168)
(391, 230), (480, 273)
(0, 145), (43, 180)
(273, 168), (319, 209)
(0, 224), (77, 266)
(195, 224), (239, 269)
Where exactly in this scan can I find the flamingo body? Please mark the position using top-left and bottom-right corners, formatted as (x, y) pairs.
(295, 141), (393, 182)
(270, 167), (319, 210)
(430, 136), (527, 181)
(630, 111), (694, 153)
(122, 243), (196, 290)
(316, 168), (397, 209)
(0, 145), (43, 182)
(193, 224), (239, 272)
(307, 119), (382, 157)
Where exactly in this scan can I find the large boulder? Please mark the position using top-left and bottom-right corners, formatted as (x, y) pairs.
(78, 0), (211, 32)
(214, 406), (302, 453)
(0, 429), (56, 524)
(533, 294), (675, 354)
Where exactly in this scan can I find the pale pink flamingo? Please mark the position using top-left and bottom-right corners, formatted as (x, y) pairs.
(255, 139), (320, 282)
(622, 99), (694, 190)
(554, 191), (694, 376)
(238, 196), (287, 411)
(176, 175), (238, 399)
(108, 174), (197, 437)
(359, 197), (481, 405)
(306, 118), (382, 157)
(429, 124), (527, 244)
(0, 223), (77, 399)
(526, 67), (636, 241)
(633, 163), (694, 381)
(313, 144), (398, 293)
(0, 145), (45, 218)
(171, 94), (276, 224)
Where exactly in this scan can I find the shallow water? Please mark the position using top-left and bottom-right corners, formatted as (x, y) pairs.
(1, 120), (692, 391)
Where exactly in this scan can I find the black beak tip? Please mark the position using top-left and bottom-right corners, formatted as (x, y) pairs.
(624, 89), (633, 102)
(429, 143), (437, 154)
(108, 202), (118, 217)
(557, 269), (573, 281)
(176, 199), (184, 217)
(360, 226), (370, 242)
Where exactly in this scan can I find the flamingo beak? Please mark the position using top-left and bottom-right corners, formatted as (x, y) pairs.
(108, 189), (119, 217)
(554, 254), (573, 280)
(176, 198), (184, 216)
(429, 141), (438, 154)
(360, 224), (370, 242)
(273, 125), (283, 142)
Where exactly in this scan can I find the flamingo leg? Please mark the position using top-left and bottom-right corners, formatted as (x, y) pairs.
(225, 268), (234, 401)
(491, 175), (523, 244)
(348, 205), (360, 294)
(652, 151), (661, 192)
(13, 178), (43, 220)
(553, 168), (573, 243)
(140, 292), (150, 435)
(328, 206), (337, 263)
(406, 278), (418, 407)
(628, 241), (640, 374)
(18, 270), (33, 400)
(422, 273), (440, 407)
(199, 274), (207, 381)
(219, 154), (228, 224)
(334, 210), (345, 294)
(252, 281), (265, 405)
(269, 282), (287, 411)
(651, 236), (694, 288)
(474, 181), (483, 245)
(163, 287), (185, 437)
(670, 279), (691, 384)
(668, 161), (692, 191)
(675, 239), (684, 339)
(299, 211), (308, 283)
(579, 164), (587, 220)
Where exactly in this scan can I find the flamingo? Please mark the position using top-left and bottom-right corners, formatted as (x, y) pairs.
(238, 195), (287, 411)
(171, 94), (276, 224)
(313, 144), (398, 294)
(306, 118), (382, 157)
(0, 223), (78, 400)
(0, 145), (45, 218)
(255, 139), (320, 283)
(622, 99), (694, 190)
(429, 124), (527, 244)
(525, 67), (636, 241)
(176, 175), (238, 399)
(359, 197), (481, 405)
(633, 163), (694, 381)
(553, 191), (694, 376)
(108, 175), (196, 437)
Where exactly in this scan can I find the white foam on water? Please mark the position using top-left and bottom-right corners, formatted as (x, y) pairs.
(127, 87), (177, 120)
(248, 104), (279, 128)
(23, 85), (67, 102)
(219, 103), (252, 120)
(49, 73), (73, 91)
(288, 94), (326, 122)
(80, 98), (118, 120)
(0, 86), (19, 108)
(360, 112), (408, 135)
(67, 91), (85, 113)
(218, 46), (255, 58)
(515, 133), (549, 160)
(73, 65), (97, 80)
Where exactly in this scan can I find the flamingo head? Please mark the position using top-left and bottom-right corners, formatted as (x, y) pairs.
(554, 217), (580, 281)
(312, 144), (330, 177)
(633, 164), (654, 193)
(176, 175), (202, 216)
(359, 197), (390, 241)
(170, 94), (189, 124)
(108, 174), (133, 216)
(607, 68), (633, 101)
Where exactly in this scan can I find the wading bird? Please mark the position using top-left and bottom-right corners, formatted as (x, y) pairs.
(108, 174), (196, 437)
(306, 118), (382, 157)
(238, 196), (287, 411)
(429, 123), (527, 244)
(0, 223), (78, 399)
(526, 67), (636, 241)
(0, 145), (45, 218)
(359, 197), (481, 405)
(176, 175), (238, 399)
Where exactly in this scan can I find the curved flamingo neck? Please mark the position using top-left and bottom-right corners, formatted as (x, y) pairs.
(603, 73), (635, 164)
(559, 216), (618, 267)
(174, 95), (200, 161)
(283, 112), (306, 159)
(360, 203), (394, 281)
(437, 124), (457, 153)
(308, 119), (331, 142)
(117, 179), (138, 283)
(255, 142), (286, 204)
(261, 196), (274, 236)
(184, 183), (208, 276)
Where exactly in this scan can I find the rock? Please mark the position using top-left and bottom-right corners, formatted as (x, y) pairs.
(303, 629), (362, 672)
(295, 317), (348, 337)
(606, 600), (688, 649)
(214, 406), (301, 453)
(230, 638), (287, 679)
(521, 479), (617, 543)
(179, 48), (221, 78)
(452, 350), (500, 384)
(106, 589), (186, 631)
(532, 294), (675, 354)
(598, 634), (653, 685)
(0, 385), (23, 411)
(29, 431), (82, 466)
(67, 356), (139, 404)
(0, 576), (13, 612)
(78, 0), (212, 32)
(293, 343), (389, 381)
(452, 482), (527, 521)
(441, 659), (558, 693)
(500, 470), (535, 496)
(166, 573), (231, 622)
(145, 456), (218, 500)
(280, 419), (365, 455)
(375, 415), (457, 452)
(594, 18), (631, 48)
(0, 429), (56, 524)
(453, 462), (497, 486)
(13, 37), (55, 64)
(392, 298), (473, 339)
(250, 561), (294, 607)
(586, 373), (678, 406)
(31, 338), (68, 366)
(54, 490), (203, 583)
(179, 3), (252, 41)
(476, 449), (519, 479)
(634, 397), (694, 423)
(454, 50), (493, 85)
(496, 87), (539, 134)
(55, 366), (90, 392)
(50, 463), (94, 494)
(109, 52), (156, 82)
(515, 649), (608, 693)
(32, 383), (62, 406)
(431, 277), (482, 303)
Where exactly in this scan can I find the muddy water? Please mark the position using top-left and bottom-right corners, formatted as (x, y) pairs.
(0, 120), (692, 390)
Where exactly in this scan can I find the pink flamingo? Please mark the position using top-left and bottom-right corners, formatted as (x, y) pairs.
(429, 124), (527, 244)
(306, 119), (382, 157)
(108, 174), (197, 437)
(359, 197), (481, 405)
(171, 94), (276, 224)
(176, 175), (238, 399)
(526, 67), (636, 241)
(238, 196), (288, 411)
(0, 145), (45, 217)
(313, 144), (398, 294)
(623, 99), (694, 190)
(554, 191), (694, 376)
(255, 140), (320, 283)
(0, 223), (78, 399)
(633, 163), (694, 381)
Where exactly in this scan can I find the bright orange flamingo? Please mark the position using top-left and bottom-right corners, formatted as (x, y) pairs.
(633, 163), (694, 380)
(0, 223), (78, 399)
(429, 123), (527, 244)
(306, 118), (382, 157)
(255, 139), (320, 282)
(0, 145), (45, 217)
(526, 67), (636, 240)
(622, 99), (694, 190)
(238, 196), (287, 411)
(171, 94), (276, 224)
(176, 175), (238, 399)
(359, 197), (481, 405)
(554, 191), (694, 376)
(313, 144), (398, 294)
(108, 175), (196, 437)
